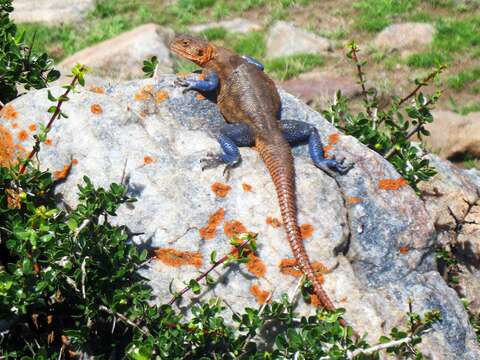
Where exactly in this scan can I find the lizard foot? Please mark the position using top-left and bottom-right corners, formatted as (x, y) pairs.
(315, 156), (353, 176)
(200, 153), (239, 180)
(174, 78), (193, 94)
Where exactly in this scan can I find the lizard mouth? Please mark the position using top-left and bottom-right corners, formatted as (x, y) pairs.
(169, 38), (214, 66)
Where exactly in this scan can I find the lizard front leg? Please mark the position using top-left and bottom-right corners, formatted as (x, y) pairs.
(175, 70), (219, 93)
(281, 120), (352, 175)
(241, 55), (265, 71)
(201, 123), (255, 176)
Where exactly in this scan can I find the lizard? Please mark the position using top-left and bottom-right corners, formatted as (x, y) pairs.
(169, 34), (351, 314)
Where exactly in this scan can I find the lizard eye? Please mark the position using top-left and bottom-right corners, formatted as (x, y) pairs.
(182, 41), (189, 46)
(197, 50), (204, 56)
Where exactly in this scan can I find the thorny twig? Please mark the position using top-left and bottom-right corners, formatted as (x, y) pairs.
(349, 44), (373, 119)
(99, 305), (150, 336)
(397, 66), (446, 107)
(167, 235), (255, 305)
(19, 68), (85, 173)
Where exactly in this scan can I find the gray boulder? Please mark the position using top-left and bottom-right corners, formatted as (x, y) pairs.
(11, 0), (94, 24)
(59, 24), (174, 80)
(373, 22), (436, 56)
(266, 21), (332, 58)
(1, 75), (479, 358)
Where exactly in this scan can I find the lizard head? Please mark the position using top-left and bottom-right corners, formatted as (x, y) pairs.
(169, 35), (214, 66)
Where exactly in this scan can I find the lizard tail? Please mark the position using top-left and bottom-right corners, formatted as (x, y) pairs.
(256, 136), (336, 311)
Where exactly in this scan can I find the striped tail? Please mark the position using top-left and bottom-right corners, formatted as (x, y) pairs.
(256, 136), (336, 311)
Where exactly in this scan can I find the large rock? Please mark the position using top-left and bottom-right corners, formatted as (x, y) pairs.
(423, 110), (480, 160)
(280, 70), (361, 105)
(373, 22), (436, 56)
(59, 24), (174, 80)
(266, 21), (332, 58)
(420, 156), (480, 314)
(11, 0), (94, 24)
(2, 76), (479, 358)
(189, 18), (262, 34)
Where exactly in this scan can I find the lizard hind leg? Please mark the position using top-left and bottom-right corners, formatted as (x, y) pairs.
(201, 123), (255, 178)
(281, 120), (351, 175)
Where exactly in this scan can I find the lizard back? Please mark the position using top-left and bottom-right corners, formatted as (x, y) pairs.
(214, 58), (282, 140)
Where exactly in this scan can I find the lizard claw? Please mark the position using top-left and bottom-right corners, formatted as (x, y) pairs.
(200, 153), (225, 171)
(200, 153), (240, 179)
(174, 78), (193, 93)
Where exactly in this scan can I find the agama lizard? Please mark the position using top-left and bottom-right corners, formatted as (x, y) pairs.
(170, 35), (350, 313)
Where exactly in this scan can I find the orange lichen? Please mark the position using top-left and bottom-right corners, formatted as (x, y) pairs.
(155, 90), (169, 104)
(44, 138), (53, 145)
(91, 104), (103, 114)
(154, 248), (203, 268)
(279, 258), (329, 280)
(328, 133), (340, 145)
(378, 178), (408, 191)
(242, 183), (252, 192)
(54, 161), (76, 181)
(28, 123), (37, 132)
(266, 216), (281, 228)
(347, 197), (363, 204)
(0, 125), (15, 167)
(250, 284), (270, 304)
(17, 130), (28, 142)
(11, 123), (18, 129)
(134, 85), (154, 101)
(199, 208), (225, 240)
(224, 220), (247, 238)
(0, 104), (18, 120)
(89, 86), (105, 94)
(6, 189), (21, 209)
(196, 93), (206, 100)
(198, 73), (206, 81)
(144, 156), (155, 165)
(72, 159), (78, 165)
(246, 253), (266, 278)
(211, 182), (231, 198)
(300, 224), (314, 239)
(399, 246), (409, 254)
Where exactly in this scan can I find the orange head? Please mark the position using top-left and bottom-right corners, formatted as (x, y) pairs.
(169, 34), (214, 66)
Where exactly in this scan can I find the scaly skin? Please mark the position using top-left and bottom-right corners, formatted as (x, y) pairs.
(170, 35), (337, 312)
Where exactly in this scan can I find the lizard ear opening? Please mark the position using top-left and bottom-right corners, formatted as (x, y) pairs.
(197, 50), (204, 56)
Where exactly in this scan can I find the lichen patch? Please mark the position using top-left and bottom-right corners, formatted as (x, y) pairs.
(199, 208), (225, 240)
(154, 248), (203, 268)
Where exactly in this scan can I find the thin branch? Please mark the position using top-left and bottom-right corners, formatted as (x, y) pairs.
(99, 305), (150, 336)
(397, 67), (445, 107)
(74, 218), (91, 240)
(288, 275), (305, 304)
(347, 336), (413, 358)
(19, 70), (83, 174)
(167, 236), (254, 305)
(349, 44), (372, 118)
(81, 257), (88, 299)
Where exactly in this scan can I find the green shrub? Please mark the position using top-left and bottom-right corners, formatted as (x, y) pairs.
(0, 0), (59, 104)
(324, 42), (441, 190)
